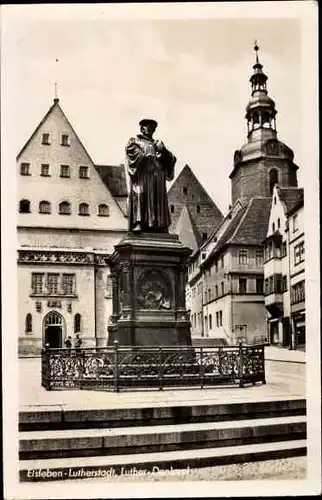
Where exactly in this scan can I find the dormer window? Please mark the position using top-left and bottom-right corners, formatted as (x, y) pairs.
(79, 203), (90, 216)
(79, 166), (89, 179)
(60, 165), (70, 178)
(42, 133), (50, 145)
(19, 199), (31, 213)
(183, 187), (188, 195)
(40, 164), (50, 177)
(98, 204), (109, 217)
(61, 134), (70, 146)
(197, 205), (201, 214)
(39, 201), (51, 214)
(202, 232), (207, 242)
(20, 162), (30, 176)
(59, 201), (71, 215)
(170, 204), (175, 213)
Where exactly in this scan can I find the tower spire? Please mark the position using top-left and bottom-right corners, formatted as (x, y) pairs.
(54, 58), (59, 103)
(245, 43), (277, 138)
(254, 40), (259, 64)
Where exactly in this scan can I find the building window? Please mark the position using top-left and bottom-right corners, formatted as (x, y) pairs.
(239, 278), (247, 294)
(208, 288), (211, 301)
(202, 232), (208, 242)
(40, 164), (50, 177)
(19, 199), (31, 213)
(62, 274), (75, 295)
(204, 315), (208, 332)
(238, 250), (248, 264)
(209, 314), (212, 330)
(59, 201), (71, 215)
(197, 205), (201, 214)
(272, 222), (275, 233)
(221, 255), (224, 268)
(294, 241), (305, 265)
(277, 218), (281, 229)
(39, 201), (51, 214)
(36, 302), (42, 313)
(291, 280), (305, 304)
(281, 242), (287, 257)
(255, 250), (263, 266)
(25, 313), (32, 333)
(60, 165), (70, 178)
(219, 310), (223, 326)
(74, 313), (81, 333)
(292, 215), (298, 232)
(20, 162), (30, 175)
(215, 285), (218, 297)
(274, 196), (277, 205)
(264, 278), (269, 295)
(79, 166), (89, 179)
(215, 260), (218, 273)
(282, 275), (288, 292)
(256, 278), (264, 294)
(183, 187), (188, 195)
(47, 273), (59, 295)
(202, 253), (206, 260)
(42, 133), (50, 145)
(61, 134), (70, 146)
(269, 168), (279, 195)
(170, 204), (174, 213)
(98, 204), (109, 217)
(31, 273), (44, 294)
(221, 281), (224, 295)
(236, 325), (247, 340)
(79, 203), (90, 216)
(268, 242), (273, 259)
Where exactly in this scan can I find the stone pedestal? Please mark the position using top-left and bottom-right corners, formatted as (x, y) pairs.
(107, 232), (192, 346)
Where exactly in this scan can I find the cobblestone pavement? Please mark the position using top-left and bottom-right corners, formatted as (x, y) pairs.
(62, 457), (306, 482)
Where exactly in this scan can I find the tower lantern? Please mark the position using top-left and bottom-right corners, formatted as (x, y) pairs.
(245, 43), (277, 137)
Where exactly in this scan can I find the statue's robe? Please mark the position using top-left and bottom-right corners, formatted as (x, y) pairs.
(125, 134), (176, 232)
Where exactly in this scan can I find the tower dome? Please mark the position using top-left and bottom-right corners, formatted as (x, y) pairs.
(229, 43), (298, 205)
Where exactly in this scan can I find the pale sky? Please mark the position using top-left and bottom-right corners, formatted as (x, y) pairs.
(3, 4), (304, 213)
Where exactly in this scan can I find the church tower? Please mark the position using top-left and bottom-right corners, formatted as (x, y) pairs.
(230, 44), (298, 206)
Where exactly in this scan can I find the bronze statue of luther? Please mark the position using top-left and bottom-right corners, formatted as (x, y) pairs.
(125, 119), (176, 233)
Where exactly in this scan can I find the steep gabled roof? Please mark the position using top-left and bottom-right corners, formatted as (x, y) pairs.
(17, 98), (94, 164)
(174, 204), (201, 251)
(168, 164), (224, 245)
(95, 164), (128, 197)
(277, 186), (304, 215)
(228, 197), (271, 245)
(168, 164), (221, 209)
(205, 197), (271, 264)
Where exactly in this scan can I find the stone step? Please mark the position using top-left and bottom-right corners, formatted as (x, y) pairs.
(19, 398), (306, 431)
(19, 439), (306, 481)
(19, 415), (306, 460)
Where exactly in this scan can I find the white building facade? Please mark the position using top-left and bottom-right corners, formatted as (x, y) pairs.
(17, 98), (128, 355)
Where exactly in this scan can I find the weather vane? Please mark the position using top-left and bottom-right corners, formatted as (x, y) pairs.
(254, 40), (259, 63)
(54, 58), (59, 99)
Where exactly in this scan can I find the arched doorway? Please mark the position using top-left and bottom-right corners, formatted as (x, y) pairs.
(43, 312), (64, 348)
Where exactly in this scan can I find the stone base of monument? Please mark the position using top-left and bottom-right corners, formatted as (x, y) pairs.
(107, 232), (192, 347)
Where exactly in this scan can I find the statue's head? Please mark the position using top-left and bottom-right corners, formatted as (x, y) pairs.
(139, 119), (158, 138)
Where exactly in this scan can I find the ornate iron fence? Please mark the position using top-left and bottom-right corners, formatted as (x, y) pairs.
(41, 342), (266, 392)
